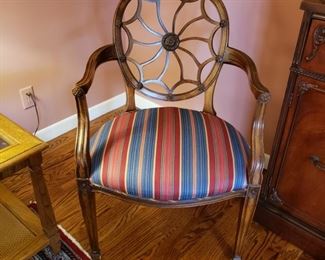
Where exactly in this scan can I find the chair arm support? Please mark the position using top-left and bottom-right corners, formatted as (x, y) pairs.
(249, 100), (267, 185)
(72, 44), (117, 178)
(224, 46), (271, 102)
(72, 44), (118, 97)
(74, 95), (91, 179)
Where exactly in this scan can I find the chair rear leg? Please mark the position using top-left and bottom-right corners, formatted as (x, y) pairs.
(233, 185), (261, 260)
(78, 180), (101, 259)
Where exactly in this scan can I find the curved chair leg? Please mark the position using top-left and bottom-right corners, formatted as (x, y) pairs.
(233, 185), (261, 260)
(78, 180), (101, 259)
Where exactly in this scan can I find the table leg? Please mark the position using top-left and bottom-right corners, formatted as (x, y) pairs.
(28, 153), (61, 254)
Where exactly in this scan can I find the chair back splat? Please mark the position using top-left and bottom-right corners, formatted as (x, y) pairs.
(114, 0), (229, 107)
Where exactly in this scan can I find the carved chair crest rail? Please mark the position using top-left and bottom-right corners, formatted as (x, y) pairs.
(72, 0), (270, 259)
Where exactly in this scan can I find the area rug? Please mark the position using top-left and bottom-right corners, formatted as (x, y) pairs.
(29, 202), (91, 260)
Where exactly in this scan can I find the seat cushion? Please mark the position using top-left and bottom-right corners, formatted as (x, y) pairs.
(90, 107), (249, 201)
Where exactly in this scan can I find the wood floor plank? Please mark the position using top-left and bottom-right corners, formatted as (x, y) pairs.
(181, 201), (241, 260)
(42, 106), (125, 170)
(0, 107), (314, 260)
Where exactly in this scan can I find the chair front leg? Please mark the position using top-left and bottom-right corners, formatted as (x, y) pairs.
(233, 91), (268, 259)
(77, 178), (101, 259)
(233, 185), (261, 260)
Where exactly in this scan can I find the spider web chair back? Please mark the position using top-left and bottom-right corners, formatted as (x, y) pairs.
(114, 0), (229, 101)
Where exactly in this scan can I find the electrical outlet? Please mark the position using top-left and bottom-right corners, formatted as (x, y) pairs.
(19, 86), (35, 109)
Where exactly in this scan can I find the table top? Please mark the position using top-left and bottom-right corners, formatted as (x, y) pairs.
(0, 114), (48, 172)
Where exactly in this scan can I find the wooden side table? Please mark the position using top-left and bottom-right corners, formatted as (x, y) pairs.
(0, 113), (60, 257)
(0, 183), (49, 259)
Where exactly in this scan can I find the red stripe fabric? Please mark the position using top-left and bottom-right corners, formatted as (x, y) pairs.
(154, 109), (163, 200)
(220, 120), (234, 192)
(119, 112), (135, 193)
(173, 108), (181, 200)
(90, 107), (249, 201)
(101, 118), (119, 187)
(204, 114), (216, 196)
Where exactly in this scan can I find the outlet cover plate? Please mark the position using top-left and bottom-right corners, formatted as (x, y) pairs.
(19, 86), (35, 109)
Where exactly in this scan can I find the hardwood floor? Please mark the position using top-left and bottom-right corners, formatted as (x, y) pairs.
(1, 108), (314, 260)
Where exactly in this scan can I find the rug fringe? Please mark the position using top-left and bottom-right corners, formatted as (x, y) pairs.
(58, 225), (91, 259)
(28, 201), (92, 259)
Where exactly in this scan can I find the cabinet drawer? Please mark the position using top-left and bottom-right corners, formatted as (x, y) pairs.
(301, 19), (325, 74)
(276, 76), (325, 233)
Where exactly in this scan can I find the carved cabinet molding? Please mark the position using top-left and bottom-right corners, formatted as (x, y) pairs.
(255, 1), (325, 259)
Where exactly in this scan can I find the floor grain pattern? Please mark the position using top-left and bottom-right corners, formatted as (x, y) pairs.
(1, 108), (314, 260)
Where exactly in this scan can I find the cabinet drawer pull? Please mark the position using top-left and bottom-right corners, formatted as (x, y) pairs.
(300, 82), (325, 94)
(305, 25), (325, 62)
(309, 155), (325, 171)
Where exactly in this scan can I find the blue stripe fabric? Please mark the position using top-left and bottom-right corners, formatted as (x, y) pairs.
(141, 109), (157, 198)
(89, 107), (250, 201)
(180, 109), (193, 200)
(193, 110), (208, 198)
(225, 122), (247, 190)
(90, 121), (113, 185)
(126, 110), (145, 196)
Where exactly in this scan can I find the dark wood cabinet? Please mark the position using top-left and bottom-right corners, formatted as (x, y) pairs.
(255, 1), (325, 259)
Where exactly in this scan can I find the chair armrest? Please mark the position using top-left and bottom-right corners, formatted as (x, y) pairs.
(224, 46), (270, 102)
(72, 44), (117, 179)
(224, 46), (271, 185)
(72, 44), (117, 96)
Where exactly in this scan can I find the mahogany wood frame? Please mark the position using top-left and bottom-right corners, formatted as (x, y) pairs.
(72, 1), (270, 259)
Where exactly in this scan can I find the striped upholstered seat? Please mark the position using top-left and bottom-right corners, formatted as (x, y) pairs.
(89, 107), (249, 201)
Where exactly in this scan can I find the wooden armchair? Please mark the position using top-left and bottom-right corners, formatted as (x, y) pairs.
(72, 0), (270, 259)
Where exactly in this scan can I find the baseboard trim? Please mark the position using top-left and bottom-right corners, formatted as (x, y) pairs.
(264, 153), (270, 170)
(36, 93), (159, 142)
